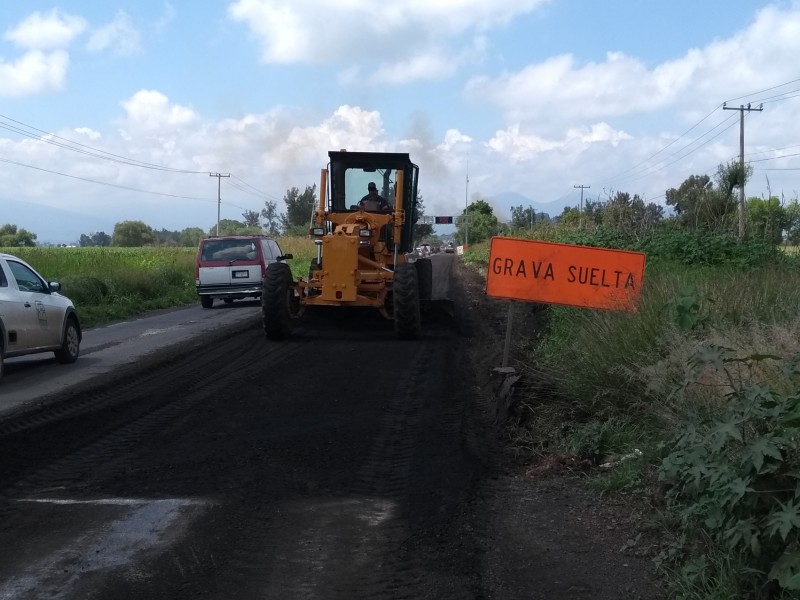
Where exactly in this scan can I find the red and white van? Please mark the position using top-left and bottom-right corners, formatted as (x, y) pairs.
(195, 235), (291, 308)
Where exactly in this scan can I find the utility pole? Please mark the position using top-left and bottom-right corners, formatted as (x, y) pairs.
(574, 184), (590, 228)
(209, 172), (230, 235)
(529, 204), (533, 231)
(723, 102), (763, 238)
(464, 170), (469, 248)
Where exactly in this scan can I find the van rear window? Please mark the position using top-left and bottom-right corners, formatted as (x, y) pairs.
(202, 240), (258, 261)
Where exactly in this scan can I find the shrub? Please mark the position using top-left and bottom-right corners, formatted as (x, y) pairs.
(659, 346), (800, 597)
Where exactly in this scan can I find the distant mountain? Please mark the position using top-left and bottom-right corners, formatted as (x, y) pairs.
(489, 191), (573, 221)
(1, 199), (110, 246)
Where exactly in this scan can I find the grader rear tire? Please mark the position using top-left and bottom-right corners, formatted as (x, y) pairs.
(393, 263), (421, 340)
(262, 262), (293, 340)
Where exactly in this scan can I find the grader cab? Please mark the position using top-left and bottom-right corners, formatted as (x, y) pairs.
(261, 151), (432, 340)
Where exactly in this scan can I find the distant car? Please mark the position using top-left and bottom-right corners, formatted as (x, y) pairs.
(0, 253), (82, 381)
(195, 235), (291, 308)
(444, 242), (455, 254)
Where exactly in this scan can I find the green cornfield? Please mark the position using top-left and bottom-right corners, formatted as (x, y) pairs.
(1, 236), (316, 328)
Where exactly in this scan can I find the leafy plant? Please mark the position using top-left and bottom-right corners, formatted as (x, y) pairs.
(669, 286), (713, 331)
(659, 346), (800, 596)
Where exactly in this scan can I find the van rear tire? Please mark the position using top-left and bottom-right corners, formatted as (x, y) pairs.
(200, 296), (213, 309)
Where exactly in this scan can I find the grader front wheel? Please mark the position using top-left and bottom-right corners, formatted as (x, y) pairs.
(262, 262), (293, 340)
(393, 263), (421, 340)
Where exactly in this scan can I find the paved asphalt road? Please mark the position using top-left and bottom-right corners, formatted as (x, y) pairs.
(0, 301), (261, 415)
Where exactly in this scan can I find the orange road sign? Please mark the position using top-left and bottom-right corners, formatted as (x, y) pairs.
(485, 237), (646, 312)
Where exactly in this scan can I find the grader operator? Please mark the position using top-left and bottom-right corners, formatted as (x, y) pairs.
(261, 151), (433, 340)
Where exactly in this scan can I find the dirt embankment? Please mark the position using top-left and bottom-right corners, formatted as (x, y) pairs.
(453, 259), (664, 599)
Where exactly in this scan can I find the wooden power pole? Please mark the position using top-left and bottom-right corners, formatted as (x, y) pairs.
(723, 102), (763, 238)
(574, 184), (590, 228)
(209, 172), (231, 235)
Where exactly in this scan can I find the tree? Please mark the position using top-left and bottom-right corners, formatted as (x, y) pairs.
(242, 209), (261, 228)
(78, 231), (111, 247)
(665, 174), (732, 231)
(179, 227), (205, 247)
(260, 200), (281, 236)
(0, 224), (37, 247)
(510, 205), (536, 231)
(281, 185), (317, 233)
(785, 199), (800, 245)
(747, 196), (786, 244)
(207, 219), (259, 236)
(665, 174), (713, 219)
(665, 163), (749, 233)
(558, 206), (580, 227)
(112, 220), (155, 247)
(582, 199), (604, 227)
(456, 198), (498, 245)
(152, 228), (180, 246)
(413, 191), (434, 240)
(716, 160), (753, 200)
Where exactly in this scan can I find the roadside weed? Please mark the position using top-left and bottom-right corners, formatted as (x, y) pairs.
(658, 347), (800, 596)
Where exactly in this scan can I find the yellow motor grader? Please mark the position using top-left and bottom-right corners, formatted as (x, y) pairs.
(261, 151), (432, 340)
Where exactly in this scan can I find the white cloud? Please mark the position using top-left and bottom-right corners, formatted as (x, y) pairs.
(466, 4), (800, 125)
(438, 129), (472, 153)
(153, 3), (177, 35)
(0, 9), (86, 97)
(86, 11), (142, 56)
(228, 0), (546, 82)
(4, 9), (86, 50)
(73, 127), (102, 141)
(0, 50), (70, 96)
(120, 90), (199, 131)
(264, 105), (386, 170)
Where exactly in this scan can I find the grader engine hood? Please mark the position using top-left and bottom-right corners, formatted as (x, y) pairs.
(320, 229), (360, 302)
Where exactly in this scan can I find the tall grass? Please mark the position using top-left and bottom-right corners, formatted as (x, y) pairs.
(277, 236), (316, 279)
(534, 261), (800, 421)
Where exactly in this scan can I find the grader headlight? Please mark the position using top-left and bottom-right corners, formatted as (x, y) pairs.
(359, 227), (371, 246)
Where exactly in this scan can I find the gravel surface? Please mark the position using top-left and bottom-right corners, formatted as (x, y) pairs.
(0, 255), (663, 599)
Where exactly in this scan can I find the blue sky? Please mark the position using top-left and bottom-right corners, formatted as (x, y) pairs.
(1, 0), (799, 243)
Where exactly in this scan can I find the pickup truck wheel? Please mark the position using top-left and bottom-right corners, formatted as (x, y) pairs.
(393, 263), (421, 340)
(262, 262), (293, 340)
(201, 296), (213, 309)
(54, 317), (80, 364)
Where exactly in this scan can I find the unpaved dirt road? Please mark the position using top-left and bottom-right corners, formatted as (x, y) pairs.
(0, 256), (661, 599)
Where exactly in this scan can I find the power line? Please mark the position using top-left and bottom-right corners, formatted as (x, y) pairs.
(605, 103), (725, 182)
(0, 156), (214, 201)
(226, 175), (282, 202)
(722, 77), (800, 105)
(601, 76), (800, 198)
(622, 114), (739, 184)
(0, 113), (208, 174)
